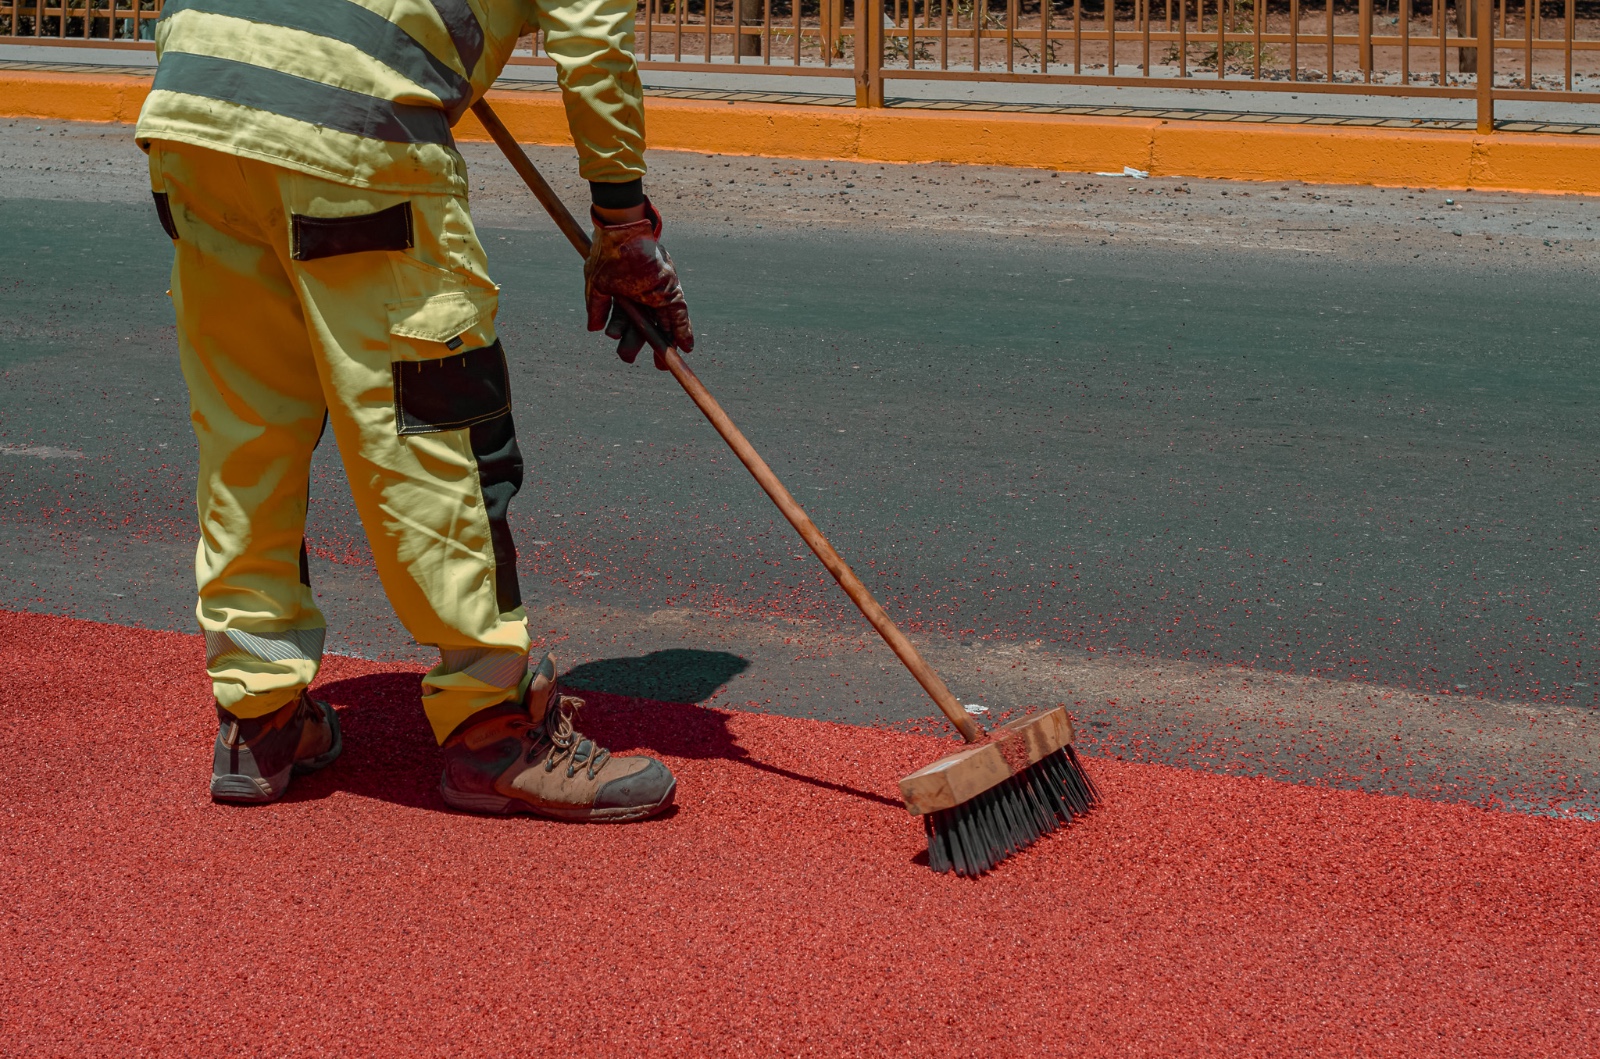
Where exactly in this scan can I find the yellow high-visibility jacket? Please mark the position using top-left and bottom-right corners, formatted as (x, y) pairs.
(135, 0), (645, 196)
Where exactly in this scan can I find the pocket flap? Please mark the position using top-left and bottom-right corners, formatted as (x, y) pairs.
(388, 290), (491, 344)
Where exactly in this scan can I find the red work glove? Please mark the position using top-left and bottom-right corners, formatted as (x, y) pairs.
(583, 198), (694, 366)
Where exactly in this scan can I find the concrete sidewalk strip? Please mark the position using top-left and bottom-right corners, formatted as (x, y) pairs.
(3, 66), (1598, 194)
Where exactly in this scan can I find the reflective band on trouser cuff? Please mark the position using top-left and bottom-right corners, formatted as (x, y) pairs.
(157, 0), (473, 121)
(427, 0), (485, 75)
(438, 646), (528, 692)
(152, 53), (454, 146)
(205, 627), (327, 667)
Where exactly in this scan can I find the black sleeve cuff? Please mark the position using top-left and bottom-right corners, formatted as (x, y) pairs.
(589, 179), (645, 210)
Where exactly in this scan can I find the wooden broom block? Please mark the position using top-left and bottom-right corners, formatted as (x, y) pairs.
(898, 707), (1077, 816)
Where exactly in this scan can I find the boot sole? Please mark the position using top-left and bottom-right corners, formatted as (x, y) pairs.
(212, 700), (344, 805)
(211, 767), (291, 804)
(438, 777), (677, 822)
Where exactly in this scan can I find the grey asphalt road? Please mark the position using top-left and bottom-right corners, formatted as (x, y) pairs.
(2, 119), (1597, 816)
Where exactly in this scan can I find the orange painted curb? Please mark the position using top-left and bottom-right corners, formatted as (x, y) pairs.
(4, 68), (1597, 194)
(855, 107), (1159, 174)
(1150, 121), (1480, 190)
(2, 69), (150, 124)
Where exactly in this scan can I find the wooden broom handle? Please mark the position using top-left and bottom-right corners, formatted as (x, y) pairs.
(471, 100), (983, 744)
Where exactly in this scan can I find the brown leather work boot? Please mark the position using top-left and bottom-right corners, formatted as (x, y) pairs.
(439, 654), (676, 822)
(211, 690), (342, 804)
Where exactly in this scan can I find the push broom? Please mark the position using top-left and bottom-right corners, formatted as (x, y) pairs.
(471, 100), (1099, 876)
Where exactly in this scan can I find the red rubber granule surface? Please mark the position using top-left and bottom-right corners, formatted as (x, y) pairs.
(3, 610), (1596, 1057)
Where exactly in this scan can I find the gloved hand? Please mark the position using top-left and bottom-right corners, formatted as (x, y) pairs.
(584, 199), (694, 367)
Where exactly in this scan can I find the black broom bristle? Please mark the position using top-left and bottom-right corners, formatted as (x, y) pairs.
(923, 746), (1100, 877)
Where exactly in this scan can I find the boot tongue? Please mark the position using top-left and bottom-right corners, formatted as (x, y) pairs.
(524, 667), (559, 725)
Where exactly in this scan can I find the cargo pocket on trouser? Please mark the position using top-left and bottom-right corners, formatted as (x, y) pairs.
(392, 341), (524, 613)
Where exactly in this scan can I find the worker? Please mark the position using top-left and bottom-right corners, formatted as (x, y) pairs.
(134, 0), (691, 821)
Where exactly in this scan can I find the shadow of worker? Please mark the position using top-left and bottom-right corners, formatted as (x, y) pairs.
(296, 649), (899, 812)
(562, 648), (750, 706)
(564, 649), (902, 810)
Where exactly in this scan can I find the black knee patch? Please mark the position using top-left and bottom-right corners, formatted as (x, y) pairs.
(392, 343), (511, 436)
(469, 411), (524, 613)
(152, 192), (178, 240)
(392, 341), (524, 612)
(291, 202), (413, 261)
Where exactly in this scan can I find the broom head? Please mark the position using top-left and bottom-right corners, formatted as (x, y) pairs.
(900, 707), (1100, 877)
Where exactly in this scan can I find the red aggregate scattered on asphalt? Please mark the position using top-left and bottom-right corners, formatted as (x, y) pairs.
(3, 610), (1597, 1056)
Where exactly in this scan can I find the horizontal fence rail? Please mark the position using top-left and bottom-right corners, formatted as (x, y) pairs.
(4, 0), (1598, 126)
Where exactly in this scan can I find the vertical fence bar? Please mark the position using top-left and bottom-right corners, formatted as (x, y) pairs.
(1075, 0), (1088, 70)
(1179, 0), (1187, 74)
(674, 0), (683, 60)
(1290, 0), (1298, 79)
(1565, 0), (1573, 89)
(1043, 0), (1052, 71)
(1401, 0), (1410, 82)
(1106, 0), (1115, 74)
(940, 0), (948, 67)
(1360, 0), (1372, 80)
(1253, 0), (1262, 78)
(1144, 0), (1152, 73)
(1476, 0), (1492, 129)
(1435, 0), (1444, 86)
(643, 0), (653, 59)
(909, 0), (919, 68)
(1524, 0), (1532, 86)
(1216, 0), (1225, 76)
(702, 0), (712, 61)
(1324, 0), (1333, 82)
(972, 0), (982, 70)
(1005, 0), (1014, 70)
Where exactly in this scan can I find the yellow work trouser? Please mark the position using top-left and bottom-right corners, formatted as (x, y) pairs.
(149, 140), (532, 745)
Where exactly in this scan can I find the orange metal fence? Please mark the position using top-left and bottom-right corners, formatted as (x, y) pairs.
(5, 0), (1598, 128)
(1, 0), (159, 42)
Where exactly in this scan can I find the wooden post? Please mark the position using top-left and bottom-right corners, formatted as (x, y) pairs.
(855, 0), (884, 105)
(1476, 0), (1494, 131)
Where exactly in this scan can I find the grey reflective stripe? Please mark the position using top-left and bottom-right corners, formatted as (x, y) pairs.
(158, 0), (472, 120)
(153, 53), (454, 145)
(438, 647), (528, 692)
(205, 627), (327, 667)
(427, 0), (485, 77)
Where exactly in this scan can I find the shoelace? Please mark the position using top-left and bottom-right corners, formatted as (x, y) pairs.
(520, 694), (612, 781)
